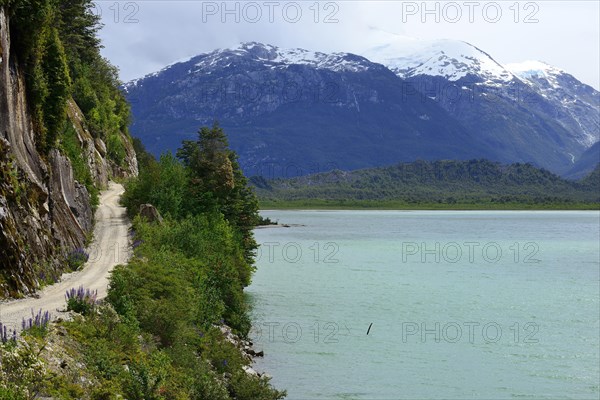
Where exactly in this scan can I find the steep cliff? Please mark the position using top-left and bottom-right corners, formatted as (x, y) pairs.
(0, 7), (136, 297)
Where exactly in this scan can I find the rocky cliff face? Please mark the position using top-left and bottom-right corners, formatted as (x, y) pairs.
(0, 8), (136, 297)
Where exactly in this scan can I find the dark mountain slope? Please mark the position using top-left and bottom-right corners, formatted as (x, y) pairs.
(124, 43), (493, 176)
(126, 42), (599, 178)
(566, 142), (600, 179)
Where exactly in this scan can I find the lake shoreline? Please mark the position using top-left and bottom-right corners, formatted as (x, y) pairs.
(259, 202), (600, 211)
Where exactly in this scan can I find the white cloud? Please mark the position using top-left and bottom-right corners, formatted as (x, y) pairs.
(97, 1), (600, 90)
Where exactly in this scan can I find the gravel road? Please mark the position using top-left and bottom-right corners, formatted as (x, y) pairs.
(0, 182), (131, 331)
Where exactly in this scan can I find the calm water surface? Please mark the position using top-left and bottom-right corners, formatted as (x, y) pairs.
(248, 211), (600, 399)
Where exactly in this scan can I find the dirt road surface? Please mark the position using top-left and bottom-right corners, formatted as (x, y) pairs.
(0, 182), (131, 331)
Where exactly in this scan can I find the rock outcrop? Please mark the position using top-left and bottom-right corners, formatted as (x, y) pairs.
(0, 7), (136, 297)
(139, 204), (163, 224)
(65, 100), (110, 190)
(111, 131), (139, 179)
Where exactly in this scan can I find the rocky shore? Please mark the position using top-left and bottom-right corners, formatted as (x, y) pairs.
(218, 324), (270, 379)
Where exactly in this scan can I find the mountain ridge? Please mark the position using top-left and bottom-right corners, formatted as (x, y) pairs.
(363, 38), (514, 83)
(124, 41), (599, 178)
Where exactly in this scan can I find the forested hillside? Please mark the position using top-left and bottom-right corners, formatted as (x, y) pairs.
(254, 160), (600, 208)
(3, 0), (133, 167)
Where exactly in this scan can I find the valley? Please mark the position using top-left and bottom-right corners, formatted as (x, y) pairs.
(0, 1), (598, 398)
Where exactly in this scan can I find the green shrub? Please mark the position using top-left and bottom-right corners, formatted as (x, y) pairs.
(104, 214), (284, 398)
(0, 385), (27, 400)
(230, 371), (287, 400)
(122, 152), (187, 219)
(0, 338), (47, 397)
(60, 123), (99, 208)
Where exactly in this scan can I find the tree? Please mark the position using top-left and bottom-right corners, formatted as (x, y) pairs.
(178, 123), (260, 264)
(42, 27), (71, 150)
(57, 0), (102, 64)
(178, 124), (234, 198)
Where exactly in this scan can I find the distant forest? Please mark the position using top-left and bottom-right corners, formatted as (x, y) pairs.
(252, 159), (600, 209)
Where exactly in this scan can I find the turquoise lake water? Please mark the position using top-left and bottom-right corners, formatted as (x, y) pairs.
(248, 211), (600, 399)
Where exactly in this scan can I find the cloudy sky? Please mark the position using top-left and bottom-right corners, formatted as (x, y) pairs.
(96, 1), (600, 89)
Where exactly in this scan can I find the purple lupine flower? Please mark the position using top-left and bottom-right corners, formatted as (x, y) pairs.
(0, 322), (18, 343)
(65, 286), (98, 314)
(20, 309), (52, 332)
(67, 248), (90, 269)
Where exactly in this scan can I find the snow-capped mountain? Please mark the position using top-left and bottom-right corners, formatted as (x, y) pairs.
(364, 38), (514, 84)
(507, 60), (599, 147)
(193, 42), (372, 73)
(125, 41), (599, 177)
(124, 42), (391, 123)
(507, 60), (563, 86)
(124, 42), (494, 175)
(363, 38), (599, 172)
(125, 42), (372, 90)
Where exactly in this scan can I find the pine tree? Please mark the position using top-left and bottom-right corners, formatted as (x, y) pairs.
(57, 0), (102, 62)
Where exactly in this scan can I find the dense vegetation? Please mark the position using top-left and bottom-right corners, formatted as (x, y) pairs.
(124, 124), (260, 263)
(254, 159), (600, 209)
(2, 0), (131, 164)
(0, 125), (285, 398)
(122, 124), (261, 331)
(104, 125), (281, 398)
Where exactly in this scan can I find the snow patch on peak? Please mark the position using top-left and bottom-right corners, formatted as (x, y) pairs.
(508, 61), (570, 92)
(197, 42), (371, 73)
(364, 38), (514, 82)
(507, 60), (600, 147)
(506, 60), (563, 76)
(505, 60), (565, 88)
